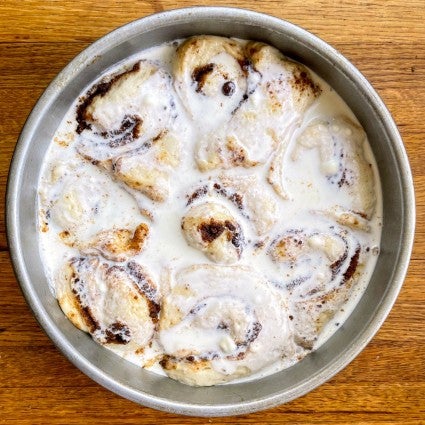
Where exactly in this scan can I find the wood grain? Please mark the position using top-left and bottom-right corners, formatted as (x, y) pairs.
(1, 1), (424, 423)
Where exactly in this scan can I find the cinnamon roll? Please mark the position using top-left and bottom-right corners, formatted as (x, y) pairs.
(111, 131), (180, 203)
(176, 37), (322, 172)
(158, 264), (294, 386)
(174, 35), (248, 126)
(43, 162), (149, 260)
(181, 202), (243, 264)
(75, 61), (181, 206)
(57, 256), (160, 358)
(292, 116), (376, 228)
(47, 167), (113, 242)
(269, 220), (362, 349)
(76, 60), (175, 161)
(47, 166), (110, 244)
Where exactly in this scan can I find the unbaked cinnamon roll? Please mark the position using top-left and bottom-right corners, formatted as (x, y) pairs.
(174, 35), (248, 129)
(269, 220), (362, 349)
(46, 165), (111, 244)
(111, 131), (180, 203)
(76, 61), (175, 161)
(158, 264), (294, 386)
(43, 162), (149, 260)
(292, 116), (376, 229)
(174, 36), (321, 172)
(57, 256), (160, 359)
(75, 61), (181, 206)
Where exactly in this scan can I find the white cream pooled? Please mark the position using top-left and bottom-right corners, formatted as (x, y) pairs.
(37, 36), (382, 385)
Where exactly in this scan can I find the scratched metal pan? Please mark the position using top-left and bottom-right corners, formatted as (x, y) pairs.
(6, 7), (415, 417)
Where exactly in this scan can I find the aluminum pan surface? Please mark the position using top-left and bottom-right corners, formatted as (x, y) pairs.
(6, 7), (415, 417)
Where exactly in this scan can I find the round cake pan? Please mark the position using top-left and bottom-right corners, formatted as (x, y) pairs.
(6, 7), (415, 417)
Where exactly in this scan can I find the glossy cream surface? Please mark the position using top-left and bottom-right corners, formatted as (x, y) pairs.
(38, 37), (382, 386)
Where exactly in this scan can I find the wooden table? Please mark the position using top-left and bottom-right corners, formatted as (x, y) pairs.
(1, 1), (424, 423)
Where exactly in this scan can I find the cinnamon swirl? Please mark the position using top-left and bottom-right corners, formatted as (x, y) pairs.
(57, 256), (160, 363)
(158, 265), (294, 386)
(181, 202), (244, 264)
(76, 60), (182, 208)
(173, 36), (321, 172)
(292, 116), (376, 229)
(269, 219), (363, 348)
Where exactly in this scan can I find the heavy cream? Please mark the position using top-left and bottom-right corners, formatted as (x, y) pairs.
(38, 36), (382, 386)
